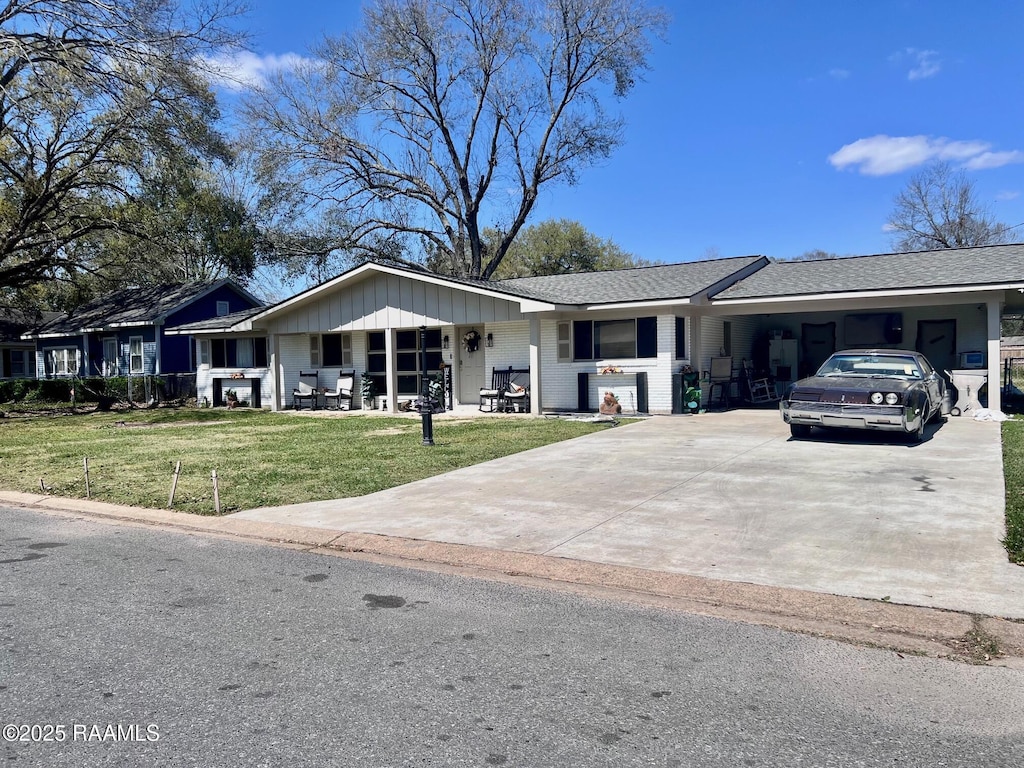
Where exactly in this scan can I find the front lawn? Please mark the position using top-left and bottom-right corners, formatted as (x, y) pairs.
(1001, 419), (1024, 563)
(0, 409), (612, 515)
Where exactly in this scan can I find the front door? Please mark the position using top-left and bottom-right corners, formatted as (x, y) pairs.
(457, 326), (485, 404)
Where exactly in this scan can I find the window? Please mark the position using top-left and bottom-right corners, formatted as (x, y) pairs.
(211, 339), (227, 368)
(8, 350), (26, 377)
(102, 337), (118, 377)
(366, 331), (387, 396)
(674, 317), (686, 359)
(198, 339), (210, 366)
(129, 336), (144, 374)
(395, 328), (441, 395)
(322, 333), (352, 367)
(216, 300), (230, 317)
(234, 338), (268, 368)
(237, 338), (254, 368)
(45, 348), (79, 377)
(573, 317), (657, 361)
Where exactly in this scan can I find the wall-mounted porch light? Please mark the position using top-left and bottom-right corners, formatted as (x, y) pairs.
(486, 332), (494, 348)
(442, 335), (449, 349)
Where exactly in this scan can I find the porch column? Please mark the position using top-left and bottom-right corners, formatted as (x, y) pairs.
(529, 315), (542, 415)
(688, 314), (702, 375)
(154, 322), (163, 375)
(987, 297), (1002, 413)
(269, 333), (281, 412)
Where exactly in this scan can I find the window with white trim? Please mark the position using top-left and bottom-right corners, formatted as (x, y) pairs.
(198, 339), (210, 366)
(216, 300), (230, 316)
(102, 337), (118, 377)
(237, 338), (254, 368)
(129, 336), (144, 374)
(45, 348), (79, 377)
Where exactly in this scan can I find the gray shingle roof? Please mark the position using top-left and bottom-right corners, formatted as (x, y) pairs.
(0, 308), (59, 342)
(492, 256), (767, 304)
(169, 307), (266, 333)
(29, 281), (258, 336)
(713, 243), (1024, 300)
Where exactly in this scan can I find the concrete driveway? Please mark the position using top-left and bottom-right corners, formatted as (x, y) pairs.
(234, 410), (1024, 619)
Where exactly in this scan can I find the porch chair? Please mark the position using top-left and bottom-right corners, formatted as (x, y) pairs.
(323, 371), (355, 410)
(292, 371), (319, 410)
(500, 369), (531, 413)
(741, 360), (779, 404)
(703, 356), (736, 409)
(479, 366), (513, 412)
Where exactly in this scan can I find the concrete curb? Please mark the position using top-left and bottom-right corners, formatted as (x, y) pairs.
(3, 490), (1022, 667)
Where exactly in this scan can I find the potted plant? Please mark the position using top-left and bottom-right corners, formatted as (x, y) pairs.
(360, 372), (377, 410)
(225, 388), (239, 408)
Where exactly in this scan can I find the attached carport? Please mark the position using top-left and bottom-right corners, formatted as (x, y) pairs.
(701, 245), (1024, 412)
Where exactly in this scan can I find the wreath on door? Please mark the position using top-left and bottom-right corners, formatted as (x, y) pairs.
(462, 329), (482, 353)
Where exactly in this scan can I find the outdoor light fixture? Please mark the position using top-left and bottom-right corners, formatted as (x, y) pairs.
(442, 335), (449, 349)
(486, 332), (494, 347)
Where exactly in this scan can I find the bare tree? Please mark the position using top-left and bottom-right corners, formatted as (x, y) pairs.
(887, 161), (1010, 252)
(0, 0), (247, 293)
(246, 0), (668, 279)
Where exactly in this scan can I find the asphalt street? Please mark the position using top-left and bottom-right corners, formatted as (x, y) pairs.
(2, 506), (1023, 767)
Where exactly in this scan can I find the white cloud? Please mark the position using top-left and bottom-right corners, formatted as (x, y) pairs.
(995, 190), (1021, 202)
(907, 49), (941, 80)
(963, 151), (1024, 170)
(828, 68), (850, 80)
(202, 51), (315, 91)
(827, 134), (1024, 176)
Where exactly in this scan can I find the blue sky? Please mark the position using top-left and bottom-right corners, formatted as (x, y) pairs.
(221, 0), (1024, 264)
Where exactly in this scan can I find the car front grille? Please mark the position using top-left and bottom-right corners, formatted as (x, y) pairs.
(789, 401), (903, 417)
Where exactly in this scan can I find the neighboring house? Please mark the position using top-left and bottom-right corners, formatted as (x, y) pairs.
(0, 308), (58, 379)
(172, 243), (1024, 415)
(21, 280), (264, 380)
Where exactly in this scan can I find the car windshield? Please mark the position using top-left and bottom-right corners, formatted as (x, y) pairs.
(816, 353), (922, 379)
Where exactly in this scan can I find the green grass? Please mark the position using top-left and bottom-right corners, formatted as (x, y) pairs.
(0, 408), (613, 515)
(1001, 419), (1024, 563)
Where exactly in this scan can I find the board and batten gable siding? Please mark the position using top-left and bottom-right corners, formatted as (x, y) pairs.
(537, 314), (680, 414)
(264, 272), (524, 335)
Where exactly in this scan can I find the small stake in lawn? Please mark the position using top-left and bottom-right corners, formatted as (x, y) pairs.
(168, 461), (182, 509)
(211, 469), (221, 515)
(83, 457), (91, 499)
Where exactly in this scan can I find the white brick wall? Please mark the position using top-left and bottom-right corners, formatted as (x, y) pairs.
(538, 314), (678, 414)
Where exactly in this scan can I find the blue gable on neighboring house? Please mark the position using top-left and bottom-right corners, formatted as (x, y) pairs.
(23, 280), (264, 378)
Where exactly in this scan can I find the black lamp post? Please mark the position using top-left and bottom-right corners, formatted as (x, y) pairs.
(418, 325), (434, 446)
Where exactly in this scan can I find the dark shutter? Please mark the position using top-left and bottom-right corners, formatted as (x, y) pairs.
(573, 321), (593, 361)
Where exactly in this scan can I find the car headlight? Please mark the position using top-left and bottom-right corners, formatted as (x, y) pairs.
(884, 393), (899, 405)
(870, 392), (883, 404)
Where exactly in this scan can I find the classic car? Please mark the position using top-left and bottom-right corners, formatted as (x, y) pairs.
(780, 349), (946, 442)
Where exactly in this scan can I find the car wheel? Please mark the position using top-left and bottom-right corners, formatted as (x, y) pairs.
(790, 423), (811, 439)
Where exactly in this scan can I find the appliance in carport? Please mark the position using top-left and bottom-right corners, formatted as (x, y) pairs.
(945, 369), (987, 416)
